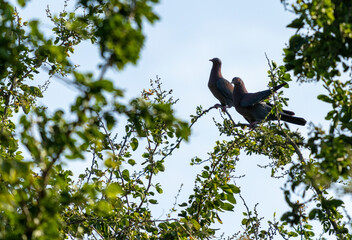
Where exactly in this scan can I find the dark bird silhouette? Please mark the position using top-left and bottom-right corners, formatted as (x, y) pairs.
(208, 58), (234, 110)
(231, 77), (306, 127)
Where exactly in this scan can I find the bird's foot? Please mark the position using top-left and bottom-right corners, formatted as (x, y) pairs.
(213, 104), (228, 112)
(214, 103), (222, 109)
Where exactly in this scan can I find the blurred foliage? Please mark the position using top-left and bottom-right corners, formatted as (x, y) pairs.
(282, 0), (352, 82)
(0, 0), (351, 239)
(279, 0), (352, 239)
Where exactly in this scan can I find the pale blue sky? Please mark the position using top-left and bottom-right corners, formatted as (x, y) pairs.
(14, 0), (334, 238)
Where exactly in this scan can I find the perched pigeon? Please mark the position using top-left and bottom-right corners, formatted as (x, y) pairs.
(208, 58), (234, 110)
(231, 77), (306, 127)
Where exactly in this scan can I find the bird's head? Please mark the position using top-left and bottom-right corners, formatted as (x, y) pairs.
(209, 58), (222, 65)
(231, 77), (243, 86)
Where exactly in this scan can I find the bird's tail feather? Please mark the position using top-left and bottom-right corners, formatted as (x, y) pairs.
(282, 109), (295, 116)
(279, 113), (307, 126)
(266, 103), (295, 116)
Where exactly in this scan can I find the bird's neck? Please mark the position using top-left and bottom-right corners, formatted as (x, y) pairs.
(210, 65), (223, 79)
(235, 85), (248, 95)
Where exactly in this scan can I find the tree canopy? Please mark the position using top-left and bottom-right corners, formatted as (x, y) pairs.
(0, 0), (351, 239)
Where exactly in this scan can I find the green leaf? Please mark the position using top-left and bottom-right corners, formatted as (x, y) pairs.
(104, 112), (115, 130)
(272, 61), (277, 69)
(131, 137), (139, 151)
(220, 184), (233, 194)
(287, 18), (304, 29)
(288, 232), (299, 237)
(326, 199), (344, 208)
(158, 222), (167, 230)
(128, 159), (136, 166)
(106, 183), (124, 198)
(156, 161), (165, 172)
(226, 193), (237, 204)
(317, 94), (333, 103)
(241, 218), (248, 225)
(201, 171), (209, 178)
(190, 219), (201, 230)
(216, 213), (223, 224)
(309, 208), (319, 219)
(17, 0), (26, 7)
(149, 199), (158, 204)
(221, 202), (234, 211)
(29, 86), (43, 97)
(289, 34), (305, 49)
(91, 79), (114, 92)
(283, 73), (291, 81)
(21, 100), (30, 114)
(325, 110), (336, 120)
(155, 185), (163, 194)
(122, 169), (130, 181)
(228, 184), (240, 194)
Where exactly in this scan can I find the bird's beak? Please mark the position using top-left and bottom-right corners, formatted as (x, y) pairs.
(209, 59), (212, 62)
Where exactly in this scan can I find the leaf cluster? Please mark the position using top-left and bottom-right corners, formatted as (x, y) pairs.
(283, 0), (352, 82)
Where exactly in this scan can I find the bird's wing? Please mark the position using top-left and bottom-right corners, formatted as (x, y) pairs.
(240, 82), (287, 107)
(216, 78), (234, 104)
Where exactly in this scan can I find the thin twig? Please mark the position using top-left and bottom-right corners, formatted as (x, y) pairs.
(136, 139), (160, 211)
(238, 192), (259, 240)
(161, 105), (248, 162)
(86, 149), (97, 183)
(168, 184), (183, 219)
(222, 108), (249, 128)
(97, 114), (131, 211)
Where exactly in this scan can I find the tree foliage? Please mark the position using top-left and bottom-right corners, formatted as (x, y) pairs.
(0, 0), (351, 239)
(281, 0), (352, 238)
